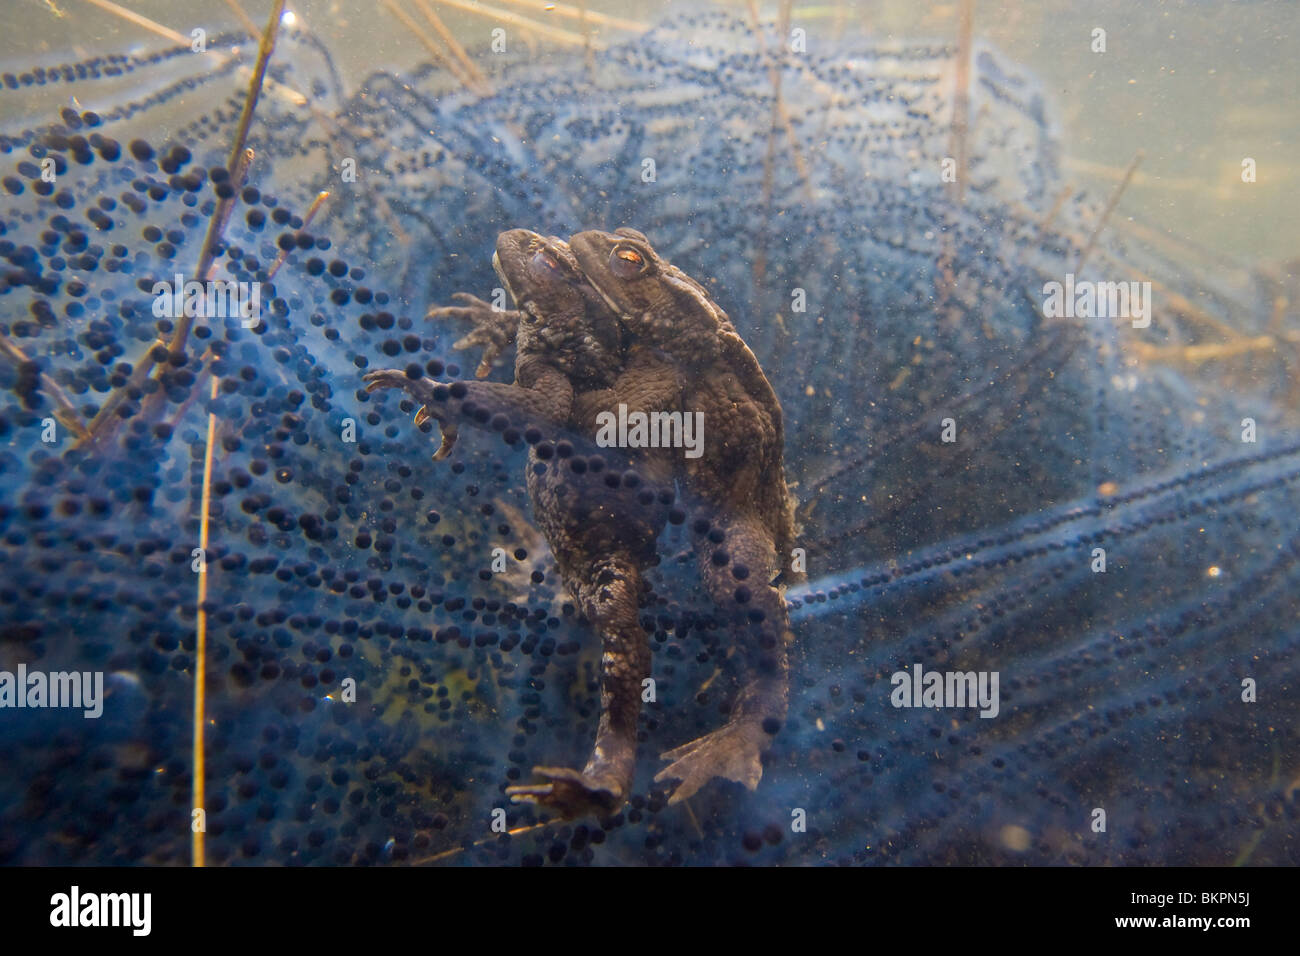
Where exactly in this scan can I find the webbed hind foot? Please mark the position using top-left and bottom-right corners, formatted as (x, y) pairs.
(654, 719), (769, 805)
(506, 766), (626, 820)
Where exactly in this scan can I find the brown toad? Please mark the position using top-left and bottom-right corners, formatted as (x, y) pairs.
(571, 228), (801, 804)
(364, 230), (678, 818)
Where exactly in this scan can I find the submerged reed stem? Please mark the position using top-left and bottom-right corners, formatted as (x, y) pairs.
(411, 0), (493, 92)
(191, 372), (221, 868)
(0, 334), (90, 439)
(80, 2), (284, 447)
(429, 0), (600, 49)
(1075, 149), (1145, 275)
(936, 0), (975, 318)
(383, 0), (474, 91)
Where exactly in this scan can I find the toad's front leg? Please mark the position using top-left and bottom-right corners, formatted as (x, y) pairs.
(362, 368), (570, 459)
(427, 292), (521, 379)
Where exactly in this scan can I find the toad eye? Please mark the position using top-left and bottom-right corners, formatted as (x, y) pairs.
(529, 249), (564, 279)
(610, 245), (647, 278)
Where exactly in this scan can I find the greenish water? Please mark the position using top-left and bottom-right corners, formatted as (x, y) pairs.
(5, 0), (1296, 266)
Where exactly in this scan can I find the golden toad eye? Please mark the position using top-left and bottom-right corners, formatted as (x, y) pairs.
(610, 245), (645, 278)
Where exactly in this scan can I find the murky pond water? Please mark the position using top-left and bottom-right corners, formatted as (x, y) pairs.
(0, 0), (1296, 865)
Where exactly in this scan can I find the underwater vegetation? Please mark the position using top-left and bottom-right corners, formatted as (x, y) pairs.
(0, 2), (1297, 866)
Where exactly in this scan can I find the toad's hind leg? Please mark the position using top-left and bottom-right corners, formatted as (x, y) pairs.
(506, 553), (650, 819)
(655, 513), (792, 805)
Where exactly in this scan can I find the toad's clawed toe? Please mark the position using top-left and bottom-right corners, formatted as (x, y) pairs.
(361, 369), (409, 393)
(362, 371), (455, 456)
(506, 766), (625, 819)
(364, 371), (444, 413)
(654, 720), (768, 805)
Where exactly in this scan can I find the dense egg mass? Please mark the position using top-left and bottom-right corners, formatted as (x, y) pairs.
(0, 11), (1297, 865)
